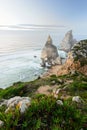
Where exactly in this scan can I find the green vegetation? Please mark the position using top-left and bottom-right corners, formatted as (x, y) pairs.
(58, 72), (87, 102)
(0, 78), (52, 99)
(0, 75), (65, 99)
(0, 72), (87, 130)
(0, 95), (86, 130)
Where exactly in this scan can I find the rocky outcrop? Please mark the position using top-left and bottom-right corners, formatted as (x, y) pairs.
(0, 96), (31, 114)
(56, 100), (63, 106)
(56, 52), (80, 76)
(60, 30), (77, 52)
(72, 39), (87, 66)
(41, 35), (62, 67)
(72, 96), (84, 103)
(0, 120), (4, 128)
(57, 39), (87, 75)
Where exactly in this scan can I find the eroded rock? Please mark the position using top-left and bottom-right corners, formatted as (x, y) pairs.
(61, 30), (77, 52)
(41, 35), (62, 67)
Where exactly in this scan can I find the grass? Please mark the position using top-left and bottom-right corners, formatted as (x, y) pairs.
(0, 78), (52, 99)
(0, 72), (87, 130)
(0, 95), (86, 130)
(0, 74), (65, 100)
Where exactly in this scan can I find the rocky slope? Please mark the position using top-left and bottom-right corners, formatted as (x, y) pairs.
(42, 39), (87, 77)
(60, 30), (77, 52)
(72, 39), (87, 66)
(56, 39), (87, 76)
(41, 35), (61, 67)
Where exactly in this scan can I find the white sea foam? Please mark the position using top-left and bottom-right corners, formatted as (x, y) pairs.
(0, 29), (68, 88)
(0, 48), (66, 88)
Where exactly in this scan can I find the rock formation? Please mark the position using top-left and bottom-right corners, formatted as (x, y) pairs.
(57, 39), (87, 75)
(60, 30), (77, 52)
(41, 35), (61, 67)
(72, 39), (87, 66)
(72, 96), (84, 103)
(0, 120), (4, 128)
(0, 96), (31, 114)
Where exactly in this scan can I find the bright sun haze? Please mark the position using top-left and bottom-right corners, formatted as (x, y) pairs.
(0, 0), (87, 34)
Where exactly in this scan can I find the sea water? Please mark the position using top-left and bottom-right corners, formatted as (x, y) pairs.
(0, 29), (86, 88)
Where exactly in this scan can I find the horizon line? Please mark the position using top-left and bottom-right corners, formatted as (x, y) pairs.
(0, 24), (66, 28)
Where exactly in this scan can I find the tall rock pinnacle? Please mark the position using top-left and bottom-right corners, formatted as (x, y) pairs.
(45, 35), (52, 45)
(41, 35), (61, 67)
(60, 30), (77, 52)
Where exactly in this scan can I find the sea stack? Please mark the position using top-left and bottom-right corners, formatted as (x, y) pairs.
(60, 30), (77, 52)
(41, 35), (61, 67)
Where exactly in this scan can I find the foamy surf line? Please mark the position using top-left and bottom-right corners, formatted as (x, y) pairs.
(0, 49), (66, 88)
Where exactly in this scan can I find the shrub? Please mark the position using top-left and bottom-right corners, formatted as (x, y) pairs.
(0, 95), (84, 130)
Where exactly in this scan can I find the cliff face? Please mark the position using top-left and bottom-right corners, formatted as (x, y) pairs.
(72, 39), (87, 66)
(60, 30), (77, 52)
(41, 35), (61, 67)
(57, 39), (87, 75)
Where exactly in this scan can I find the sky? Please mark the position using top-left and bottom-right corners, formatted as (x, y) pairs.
(0, 0), (87, 34)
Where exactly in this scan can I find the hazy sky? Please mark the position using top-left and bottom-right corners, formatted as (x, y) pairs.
(0, 0), (87, 33)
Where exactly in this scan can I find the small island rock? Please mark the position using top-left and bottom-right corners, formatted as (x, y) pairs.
(60, 30), (77, 52)
(41, 35), (61, 67)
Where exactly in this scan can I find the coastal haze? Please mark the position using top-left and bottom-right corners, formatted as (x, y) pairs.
(0, 28), (87, 88)
(0, 28), (68, 88)
(0, 0), (87, 88)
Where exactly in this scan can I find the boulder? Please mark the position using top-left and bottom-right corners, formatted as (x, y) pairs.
(60, 30), (77, 52)
(0, 99), (7, 107)
(0, 120), (4, 128)
(52, 88), (62, 98)
(41, 35), (62, 67)
(56, 100), (63, 106)
(72, 96), (84, 103)
(0, 96), (31, 114)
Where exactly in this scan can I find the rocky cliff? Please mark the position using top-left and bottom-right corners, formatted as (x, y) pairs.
(57, 39), (87, 75)
(72, 39), (87, 66)
(41, 35), (61, 67)
(60, 30), (77, 52)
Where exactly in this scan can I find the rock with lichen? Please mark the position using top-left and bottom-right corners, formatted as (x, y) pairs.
(72, 39), (87, 66)
(0, 96), (31, 114)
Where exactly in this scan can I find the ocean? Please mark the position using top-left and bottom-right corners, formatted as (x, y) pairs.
(0, 29), (86, 88)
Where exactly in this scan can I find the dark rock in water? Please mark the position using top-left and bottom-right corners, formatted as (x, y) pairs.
(60, 30), (77, 52)
(41, 35), (62, 67)
(34, 55), (37, 58)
